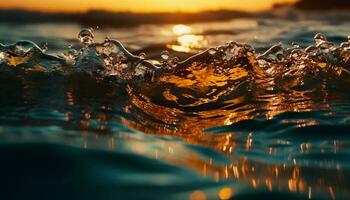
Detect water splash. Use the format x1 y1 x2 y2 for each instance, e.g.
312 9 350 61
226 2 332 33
0 30 349 84
78 28 95 47
161 50 170 61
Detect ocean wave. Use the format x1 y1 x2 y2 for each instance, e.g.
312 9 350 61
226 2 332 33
0 29 349 133
1 28 350 199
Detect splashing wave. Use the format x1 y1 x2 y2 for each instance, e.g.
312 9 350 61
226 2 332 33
0 30 349 132
1 29 350 199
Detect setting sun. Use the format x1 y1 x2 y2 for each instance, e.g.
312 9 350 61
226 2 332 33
0 0 297 12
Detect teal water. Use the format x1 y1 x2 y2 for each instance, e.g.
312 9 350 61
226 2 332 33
0 19 350 200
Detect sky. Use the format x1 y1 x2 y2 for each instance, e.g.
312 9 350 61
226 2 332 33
0 0 297 13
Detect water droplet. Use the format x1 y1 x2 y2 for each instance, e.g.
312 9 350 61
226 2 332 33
314 33 327 45
340 42 350 52
68 44 72 49
161 50 170 60
139 53 146 59
340 42 350 48
218 46 225 52
228 41 237 48
208 48 217 55
340 42 346 48
292 42 300 48
41 43 48 52
78 28 95 46
169 57 179 67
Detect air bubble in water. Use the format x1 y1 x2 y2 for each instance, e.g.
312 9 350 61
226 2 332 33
208 48 217 55
139 53 146 59
68 44 72 49
314 33 327 45
161 50 170 60
78 28 95 46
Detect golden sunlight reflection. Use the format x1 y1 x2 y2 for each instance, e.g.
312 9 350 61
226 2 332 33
173 24 192 36
168 45 191 53
178 34 204 47
60 57 349 200
74 103 346 200
168 24 207 53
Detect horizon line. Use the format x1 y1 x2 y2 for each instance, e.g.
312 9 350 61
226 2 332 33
0 6 282 14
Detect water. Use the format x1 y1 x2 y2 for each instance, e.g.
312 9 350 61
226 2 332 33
0 18 350 200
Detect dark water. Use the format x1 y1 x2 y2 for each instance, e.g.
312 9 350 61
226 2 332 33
0 19 350 200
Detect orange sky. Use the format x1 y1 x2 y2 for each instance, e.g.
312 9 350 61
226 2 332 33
0 0 296 12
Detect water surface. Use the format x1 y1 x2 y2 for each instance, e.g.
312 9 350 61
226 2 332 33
0 18 350 200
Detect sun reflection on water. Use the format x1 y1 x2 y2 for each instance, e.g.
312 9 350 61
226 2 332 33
167 24 207 53
173 24 192 36
7 77 348 200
